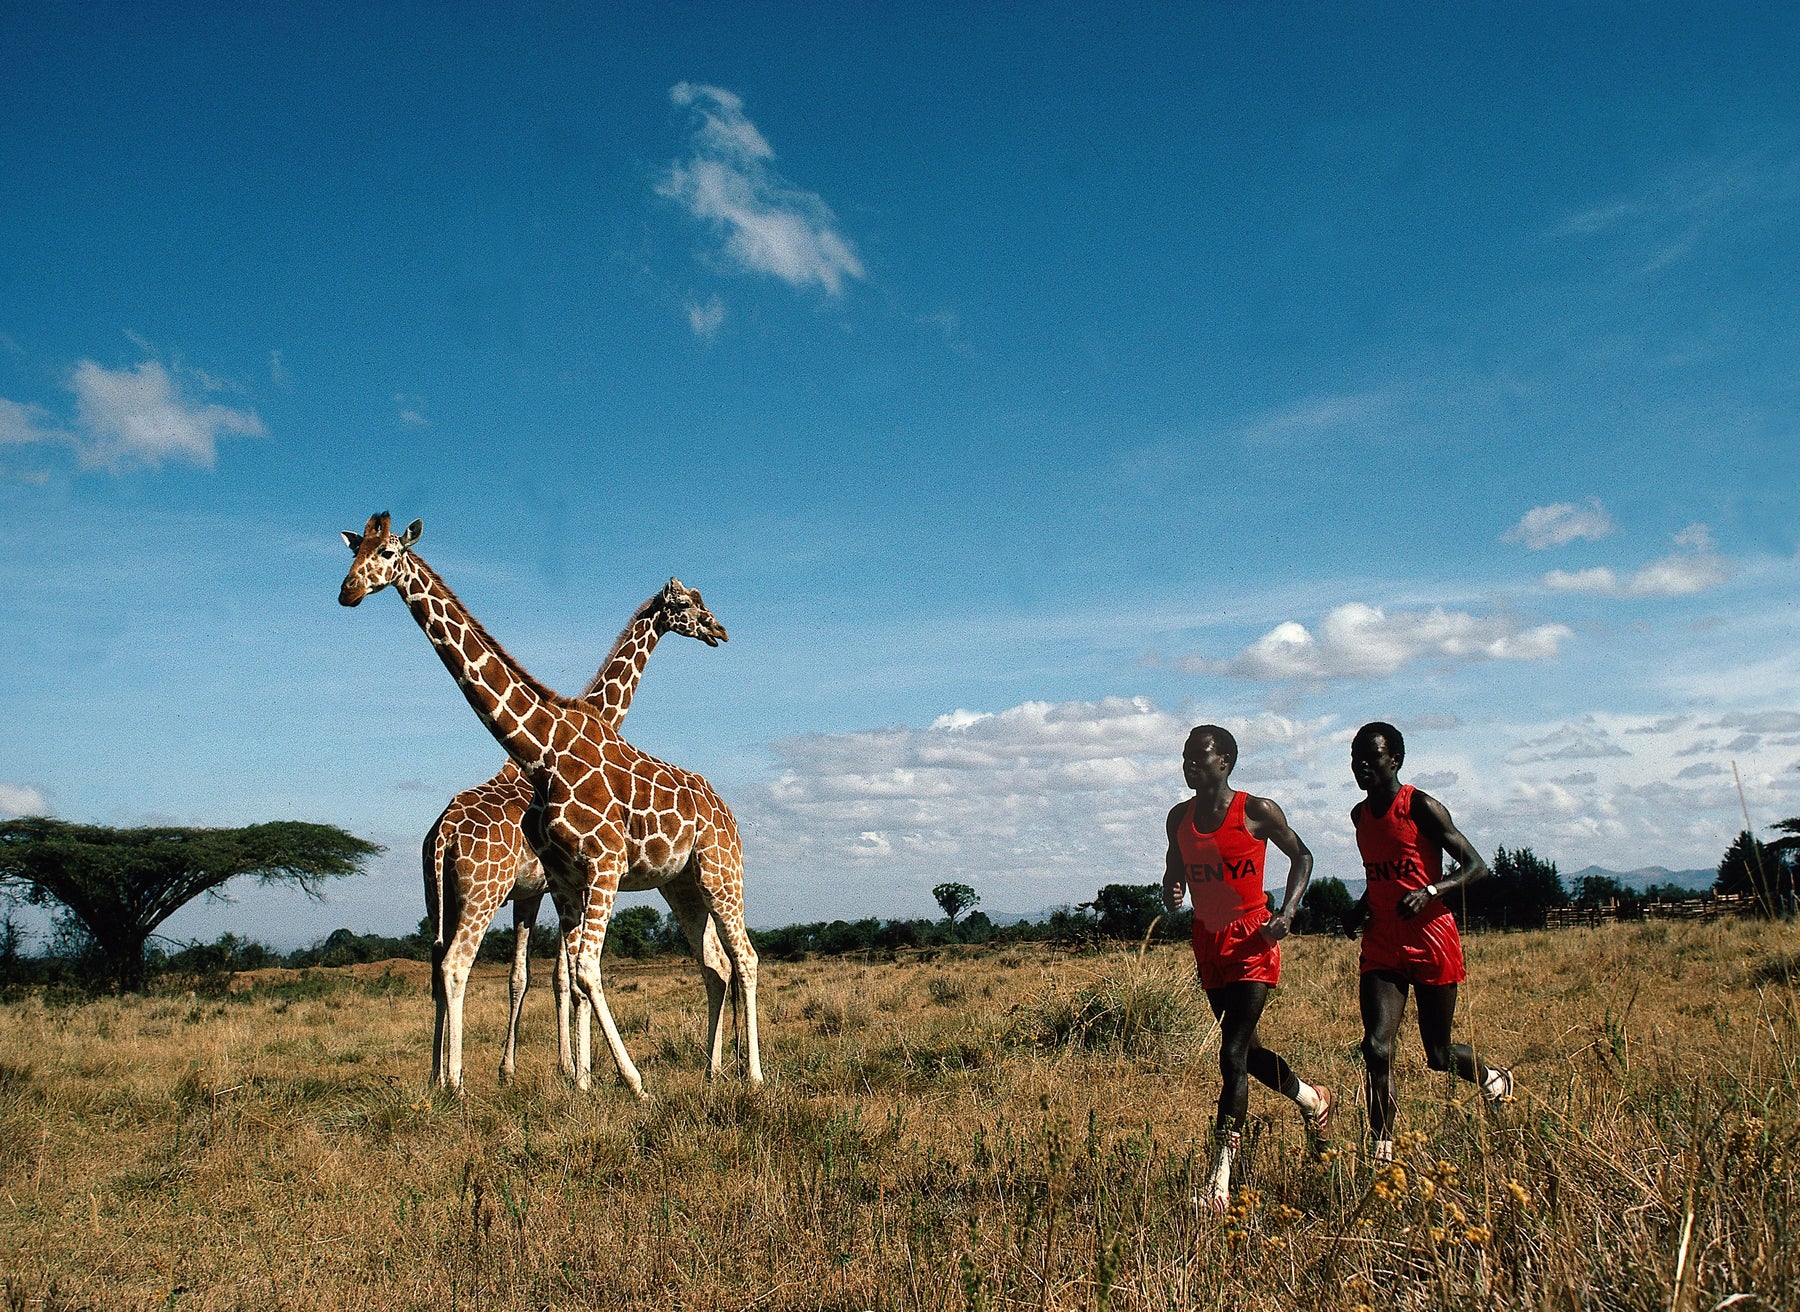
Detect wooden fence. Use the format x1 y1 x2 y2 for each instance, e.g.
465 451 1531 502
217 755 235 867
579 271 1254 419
1542 892 1752 929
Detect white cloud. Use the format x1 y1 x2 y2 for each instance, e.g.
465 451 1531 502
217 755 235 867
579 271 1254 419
1 357 264 472
68 359 263 470
395 393 427 427
0 783 49 818
1625 715 1691 736
1718 711 1800 734
1233 392 1390 447
1543 524 1732 598
1192 604 1572 683
659 82 865 295
686 295 726 340
1507 717 1630 763
0 397 59 446
740 697 1341 914
1502 499 1616 550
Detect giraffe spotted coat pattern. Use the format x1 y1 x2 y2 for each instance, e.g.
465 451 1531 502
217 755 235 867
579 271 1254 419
425 578 731 1091
340 513 761 1096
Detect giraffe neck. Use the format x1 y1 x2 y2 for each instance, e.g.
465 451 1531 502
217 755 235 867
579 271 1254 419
392 553 562 771
577 599 664 730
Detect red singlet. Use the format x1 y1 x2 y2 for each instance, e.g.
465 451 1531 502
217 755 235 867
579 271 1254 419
1177 791 1279 990
1353 784 1465 986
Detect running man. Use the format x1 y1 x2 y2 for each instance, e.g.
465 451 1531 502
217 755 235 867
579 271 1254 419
1162 724 1333 1213
1350 721 1515 1166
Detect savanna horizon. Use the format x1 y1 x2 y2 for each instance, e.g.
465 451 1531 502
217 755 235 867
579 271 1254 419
2 918 1795 1311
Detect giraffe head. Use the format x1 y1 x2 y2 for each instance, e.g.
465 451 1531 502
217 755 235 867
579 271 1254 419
338 511 423 606
655 578 728 646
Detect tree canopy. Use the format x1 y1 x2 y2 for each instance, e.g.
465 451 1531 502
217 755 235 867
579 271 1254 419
0 818 381 991
932 881 979 926
1293 876 1355 936
1716 829 1793 916
1462 846 1566 930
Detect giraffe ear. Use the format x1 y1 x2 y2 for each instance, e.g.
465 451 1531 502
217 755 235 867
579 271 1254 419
341 530 364 550
399 519 423 547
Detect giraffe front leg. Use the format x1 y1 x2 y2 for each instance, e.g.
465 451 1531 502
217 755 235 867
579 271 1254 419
550 898 586 1084
568 870 647 1100
500 893 542 1084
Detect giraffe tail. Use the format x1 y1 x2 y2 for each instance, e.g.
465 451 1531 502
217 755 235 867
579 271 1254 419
423 814 451 951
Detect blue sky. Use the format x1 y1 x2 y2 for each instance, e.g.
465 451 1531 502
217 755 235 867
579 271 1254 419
2 3 1797 947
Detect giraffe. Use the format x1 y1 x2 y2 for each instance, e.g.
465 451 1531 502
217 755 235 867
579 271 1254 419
340 513 761 1096
424 578 732 1092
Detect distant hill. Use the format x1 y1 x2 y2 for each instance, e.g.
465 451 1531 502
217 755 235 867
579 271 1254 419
1563 865 1715 894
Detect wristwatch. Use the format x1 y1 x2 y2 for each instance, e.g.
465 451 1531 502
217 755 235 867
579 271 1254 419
1424 883 1441 899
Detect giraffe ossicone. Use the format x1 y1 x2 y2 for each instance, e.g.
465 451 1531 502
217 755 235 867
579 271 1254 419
341 512 762 1097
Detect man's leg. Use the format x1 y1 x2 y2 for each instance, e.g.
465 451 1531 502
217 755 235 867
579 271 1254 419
1201 981 1269 1211
1359 971 1408 1163
1414 983 1513 1100
1245 1021 1332 1151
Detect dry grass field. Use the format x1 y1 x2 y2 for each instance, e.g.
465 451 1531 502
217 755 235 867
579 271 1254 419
1 918 1797 1311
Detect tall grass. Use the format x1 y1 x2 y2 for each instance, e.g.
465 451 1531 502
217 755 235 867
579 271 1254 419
0 922 1795 1309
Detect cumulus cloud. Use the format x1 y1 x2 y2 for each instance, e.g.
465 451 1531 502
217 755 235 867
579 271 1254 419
741 697 1340 913
2 357 264 472
1502 499 1616 550
68 359 264 469
1543 524 1731 598
659 82 865 295
1189 604 1572 683
0 783 49 818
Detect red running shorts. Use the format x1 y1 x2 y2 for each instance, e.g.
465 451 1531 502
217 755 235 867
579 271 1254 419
1193 907 1281 991
1359 908 1466 986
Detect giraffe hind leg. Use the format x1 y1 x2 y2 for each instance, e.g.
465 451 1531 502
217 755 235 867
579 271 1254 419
500 892 542 1083
695 849 762 1088
659 870 731 1080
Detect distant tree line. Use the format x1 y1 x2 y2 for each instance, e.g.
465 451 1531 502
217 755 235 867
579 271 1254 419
5 816 1796 989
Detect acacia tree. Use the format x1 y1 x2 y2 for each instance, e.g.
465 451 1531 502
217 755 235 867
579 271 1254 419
932 881 979 927
0 818 381 991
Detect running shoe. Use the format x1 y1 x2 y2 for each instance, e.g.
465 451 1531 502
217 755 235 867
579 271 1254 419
1303 1085 1334 1155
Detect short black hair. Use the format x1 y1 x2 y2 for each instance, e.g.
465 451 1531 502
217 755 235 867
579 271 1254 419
1186 724 1239 770
1352 721 1405 767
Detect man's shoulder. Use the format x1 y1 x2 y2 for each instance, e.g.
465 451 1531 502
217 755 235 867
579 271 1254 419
1240 792 1281 821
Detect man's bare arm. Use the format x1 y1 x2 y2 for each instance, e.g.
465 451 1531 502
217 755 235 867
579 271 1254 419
1162 805 1188 911
1399 791 1489 918
1245 795 1313 940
